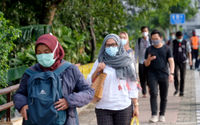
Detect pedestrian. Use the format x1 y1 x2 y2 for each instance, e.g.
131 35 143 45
190 30 200 69
173 31 192 97
14 33 94 125
119 31 133 55
119 32 137 74
87 34 139 125
135 26 151 98
166 32 176 51
144 30 174 123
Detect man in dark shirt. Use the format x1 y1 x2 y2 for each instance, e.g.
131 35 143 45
144 30 174 123
173 31 192 96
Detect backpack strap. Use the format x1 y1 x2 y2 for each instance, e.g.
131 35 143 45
54 61 72 76
138 38 142 50
25 66 39 76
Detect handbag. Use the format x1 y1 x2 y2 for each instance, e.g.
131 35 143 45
130 116 139 125
91 73 107 103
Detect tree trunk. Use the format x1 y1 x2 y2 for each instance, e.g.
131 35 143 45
89 17 96 62
39 0 63 25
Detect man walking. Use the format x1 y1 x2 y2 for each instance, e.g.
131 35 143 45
135 26 151 97
190 30 200 69
173 31 192 96
144 30 174 123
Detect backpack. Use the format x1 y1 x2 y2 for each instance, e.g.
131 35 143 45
24 61 71 125
138 37 152 50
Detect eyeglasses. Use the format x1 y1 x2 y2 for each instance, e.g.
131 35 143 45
105 43 118 47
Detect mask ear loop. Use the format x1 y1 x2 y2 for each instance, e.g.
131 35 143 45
52 41 59 60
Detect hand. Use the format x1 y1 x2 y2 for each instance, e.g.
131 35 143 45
96 62 106 73
169 74 174 83
133 106 139 117
54 98 69 111
20 105 28 120
147 54 156 62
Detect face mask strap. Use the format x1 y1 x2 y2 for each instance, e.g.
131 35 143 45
53 41 59 54
52 41 59 60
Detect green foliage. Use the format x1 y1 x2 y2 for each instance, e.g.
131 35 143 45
55 0 128 61
126 0 198 42
9 25 52 68
53 26 90 64
0 12 21 87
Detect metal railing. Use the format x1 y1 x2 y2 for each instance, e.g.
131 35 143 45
0 84 19 122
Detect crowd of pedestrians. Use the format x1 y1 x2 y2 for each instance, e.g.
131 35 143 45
13 26 200 125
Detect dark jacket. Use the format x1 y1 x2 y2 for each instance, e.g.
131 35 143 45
13 63 95 125
172 39 187 63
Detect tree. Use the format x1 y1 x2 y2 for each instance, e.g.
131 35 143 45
0 0 64 26
55 0 127 61
0 12 21 87
125 0 198 41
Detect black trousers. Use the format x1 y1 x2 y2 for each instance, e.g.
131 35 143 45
95 105 133 125
148 75 169 116
139 63 148 95
192 49 199 69
174 62 186 94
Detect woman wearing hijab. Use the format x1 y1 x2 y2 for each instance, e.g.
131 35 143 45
14 33 94 125
119 31 138 72
87 34 139 125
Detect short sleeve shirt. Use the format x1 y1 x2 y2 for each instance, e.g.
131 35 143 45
145 45 173 78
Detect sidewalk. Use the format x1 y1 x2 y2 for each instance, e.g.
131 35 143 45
78 69 200 125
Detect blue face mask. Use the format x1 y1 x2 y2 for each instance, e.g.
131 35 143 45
177 39 183 42
105 46 118 56
36 42 58 67
121 39 127 46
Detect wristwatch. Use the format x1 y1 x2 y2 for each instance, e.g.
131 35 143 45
170 73 174 76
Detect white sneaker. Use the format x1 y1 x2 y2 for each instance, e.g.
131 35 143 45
149 115 158 123
159 115 166 122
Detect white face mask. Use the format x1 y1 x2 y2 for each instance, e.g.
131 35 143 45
142 32 149 37
171 35 175 40
121 39 127 46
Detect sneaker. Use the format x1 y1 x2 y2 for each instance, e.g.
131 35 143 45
159 116 166 122
149 115 158 123
173 91 178 96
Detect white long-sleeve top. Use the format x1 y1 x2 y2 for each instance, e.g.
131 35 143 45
87 60 138 110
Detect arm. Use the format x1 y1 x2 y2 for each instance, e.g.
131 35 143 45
64 66 95 108
167 45 175 83
134 39 139 62
128 80 139 117
144 48 156 67
86 60 99 85
13 74 29 120
186 41 192 65
168 57 174 83
168 57 175 74
13 74 29 112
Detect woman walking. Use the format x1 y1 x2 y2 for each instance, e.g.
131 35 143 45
87 34 139 125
